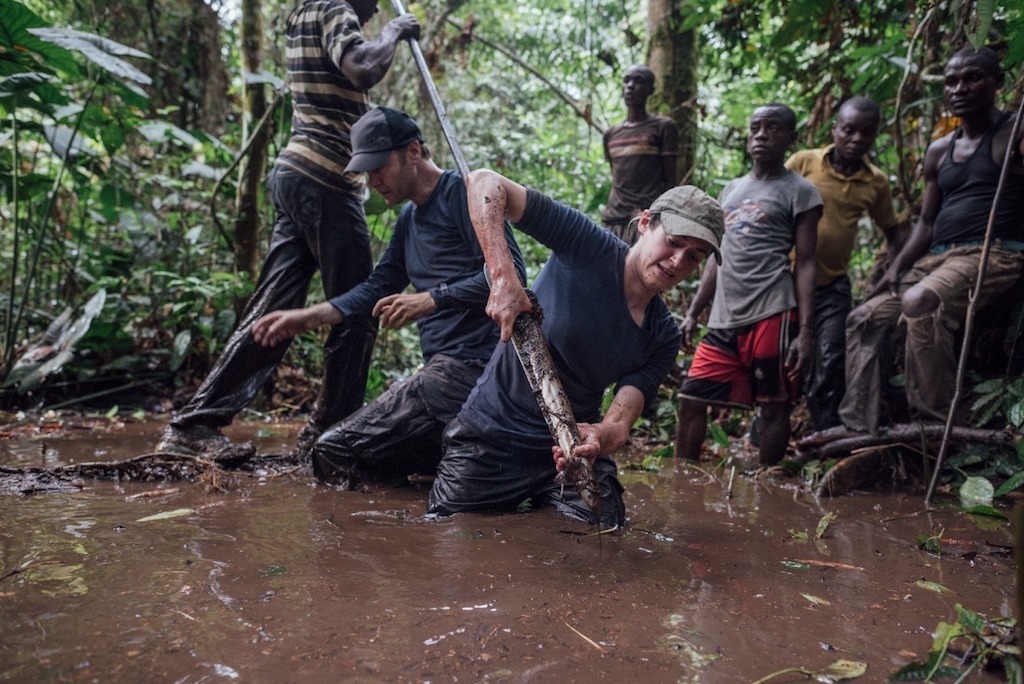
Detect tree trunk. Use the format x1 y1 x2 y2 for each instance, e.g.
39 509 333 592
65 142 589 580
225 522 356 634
646 0 698 184
234 0 270 283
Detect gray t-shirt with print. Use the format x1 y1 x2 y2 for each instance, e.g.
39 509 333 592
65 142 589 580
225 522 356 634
708 171 822 329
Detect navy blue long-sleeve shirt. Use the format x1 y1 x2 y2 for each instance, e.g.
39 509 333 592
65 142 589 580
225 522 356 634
330 171 525 362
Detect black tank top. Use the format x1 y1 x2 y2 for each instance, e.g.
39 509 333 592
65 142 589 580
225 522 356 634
933 112 1024 245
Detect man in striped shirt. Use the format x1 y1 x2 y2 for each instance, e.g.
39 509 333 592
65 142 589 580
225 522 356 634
157 0 420 460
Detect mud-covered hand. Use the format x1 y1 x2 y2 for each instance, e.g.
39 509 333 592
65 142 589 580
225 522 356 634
252 302 341 348
372 292 435 330
552 422 602 473
786 325 814 384
486 275 533 343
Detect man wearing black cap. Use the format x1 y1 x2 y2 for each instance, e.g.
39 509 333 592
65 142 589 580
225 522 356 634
252 107 525 487
157 1 420 460
427 173 722 527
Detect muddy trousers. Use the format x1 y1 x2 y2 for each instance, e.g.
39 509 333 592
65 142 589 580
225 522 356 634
170 166 377 435
427 417 626 528
805 276 851 431
312 354 486 486
840 246 1024 433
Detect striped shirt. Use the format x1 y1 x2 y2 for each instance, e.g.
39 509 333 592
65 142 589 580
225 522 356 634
277 0 370 196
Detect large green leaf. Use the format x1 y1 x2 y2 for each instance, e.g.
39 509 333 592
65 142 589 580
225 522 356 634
0 71 64 115
27 27 151 87
0 0 80 77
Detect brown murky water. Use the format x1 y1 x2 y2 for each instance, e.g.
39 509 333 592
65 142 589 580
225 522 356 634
0 419 1015 682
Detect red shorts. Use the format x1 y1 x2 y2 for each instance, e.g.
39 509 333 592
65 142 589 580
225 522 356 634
679 310 799 408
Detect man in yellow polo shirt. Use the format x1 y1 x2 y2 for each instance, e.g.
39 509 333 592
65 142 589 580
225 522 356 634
786 97 902 430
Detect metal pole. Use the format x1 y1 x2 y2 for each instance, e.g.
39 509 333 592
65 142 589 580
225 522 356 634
925 94 1024 506
388 0 469 179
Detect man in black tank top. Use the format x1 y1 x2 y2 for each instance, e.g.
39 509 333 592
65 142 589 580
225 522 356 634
840 46 1024 433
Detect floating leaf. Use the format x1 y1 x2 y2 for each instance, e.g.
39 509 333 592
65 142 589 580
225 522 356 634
914 579 953 595
817 658 867 680
781 560 810 569
801 593 831 606
136 508 194 522
962 505 1008 520
815 511 837 540
788 529 809 541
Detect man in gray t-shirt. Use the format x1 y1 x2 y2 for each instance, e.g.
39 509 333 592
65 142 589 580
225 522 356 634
676 103 822 466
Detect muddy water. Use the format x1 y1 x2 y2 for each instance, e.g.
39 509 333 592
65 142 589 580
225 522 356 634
0 419 1014 683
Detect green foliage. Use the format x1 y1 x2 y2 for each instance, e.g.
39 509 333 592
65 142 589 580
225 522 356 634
915 528 943 555
971 376 1024 431
889 604 1020 682
4 0 1024 441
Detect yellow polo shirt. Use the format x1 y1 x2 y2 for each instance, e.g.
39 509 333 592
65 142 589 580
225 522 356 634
786 145 899 287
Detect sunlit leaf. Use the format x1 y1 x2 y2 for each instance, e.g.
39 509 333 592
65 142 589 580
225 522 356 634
801 593 831 606
28 27 151 86
959 476 994 508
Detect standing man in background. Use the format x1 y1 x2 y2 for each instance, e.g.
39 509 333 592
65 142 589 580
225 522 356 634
676 103 822 467
157 0 420 459
786 96 902 430
602 64 679 245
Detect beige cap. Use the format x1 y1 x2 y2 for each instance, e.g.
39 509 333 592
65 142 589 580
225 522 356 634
649 185 724 265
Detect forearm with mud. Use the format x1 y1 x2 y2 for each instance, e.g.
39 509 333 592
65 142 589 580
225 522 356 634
467 171 518 287
594 386 644 454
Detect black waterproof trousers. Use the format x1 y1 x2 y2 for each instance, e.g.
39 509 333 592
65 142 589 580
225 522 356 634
312 354 486 486
169 165 377 435
428 417 626 528
805 275 851 431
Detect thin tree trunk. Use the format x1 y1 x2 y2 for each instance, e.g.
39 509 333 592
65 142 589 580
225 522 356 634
235 0 270 283
646 0 698 184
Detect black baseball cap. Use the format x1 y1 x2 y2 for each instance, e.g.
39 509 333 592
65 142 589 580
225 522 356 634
345 107 424 173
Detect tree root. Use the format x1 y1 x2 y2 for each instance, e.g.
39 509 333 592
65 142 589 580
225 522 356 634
0 450 310 495
795 423 1020 497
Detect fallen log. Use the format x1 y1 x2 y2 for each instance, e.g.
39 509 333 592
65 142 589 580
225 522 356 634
795 423 1020 497
796 424 1018 461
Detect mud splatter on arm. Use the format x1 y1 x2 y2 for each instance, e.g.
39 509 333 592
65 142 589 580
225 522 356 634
466 170 532 341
